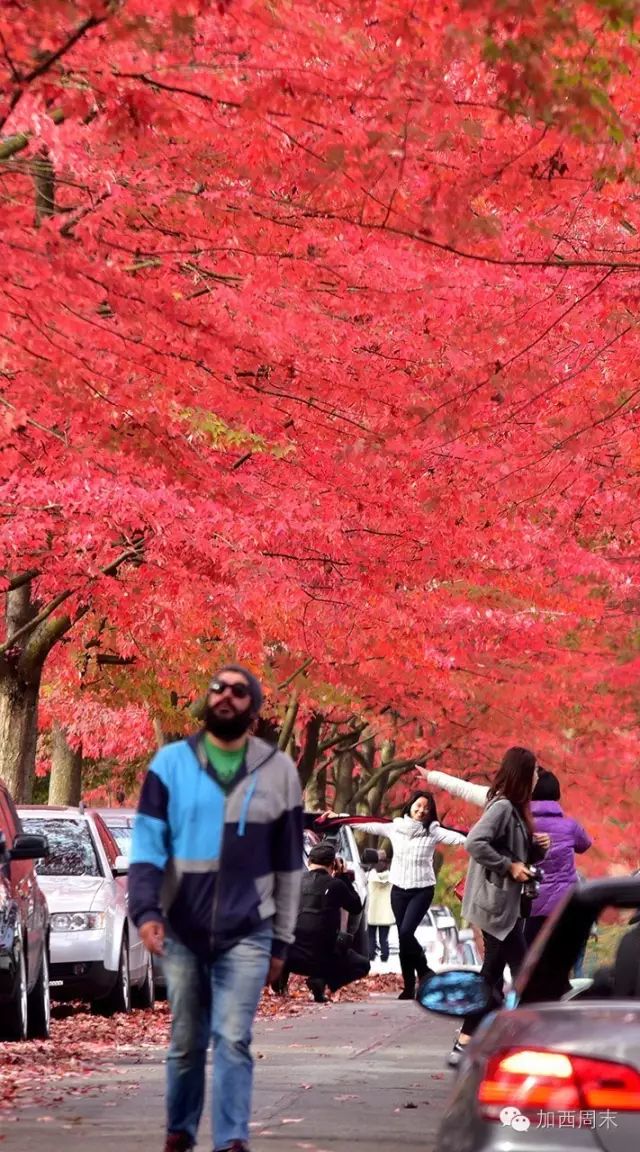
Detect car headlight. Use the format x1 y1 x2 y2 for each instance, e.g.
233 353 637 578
50 912 106 932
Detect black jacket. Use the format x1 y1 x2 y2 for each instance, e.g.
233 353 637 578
291 869 362 963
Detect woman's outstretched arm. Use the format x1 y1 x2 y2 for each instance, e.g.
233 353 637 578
421 768 488 807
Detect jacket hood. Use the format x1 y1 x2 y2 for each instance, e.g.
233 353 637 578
530 800 564 818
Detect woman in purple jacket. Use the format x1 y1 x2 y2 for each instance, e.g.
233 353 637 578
524 769 592 945
424 765 592 947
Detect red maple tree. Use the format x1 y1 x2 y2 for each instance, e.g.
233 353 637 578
1 2 638 861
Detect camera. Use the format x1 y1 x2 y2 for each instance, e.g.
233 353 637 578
335 931 353 956
522 864 544 900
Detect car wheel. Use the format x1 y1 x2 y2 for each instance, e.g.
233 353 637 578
27 944 51 1039
94 938 131 1016
132 950 155 1010
0 937 28 1041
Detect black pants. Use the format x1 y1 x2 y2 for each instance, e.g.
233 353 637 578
368 924 390 961
524 914 546 948
462 919 527 1036
391 885 435 990
283 944 370 994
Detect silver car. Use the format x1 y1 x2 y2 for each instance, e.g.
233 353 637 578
97 806 166 995
418 875 640 1151
96 807 136 861
18 806 154 1013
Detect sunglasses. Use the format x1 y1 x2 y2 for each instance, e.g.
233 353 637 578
209 679 251 700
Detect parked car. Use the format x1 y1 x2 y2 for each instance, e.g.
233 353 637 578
97 806 166 996
18 806 154 1014
96 807 135 859
418 875 640 1151
0 782 50 1041
384 903 482 974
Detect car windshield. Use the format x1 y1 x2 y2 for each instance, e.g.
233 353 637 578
103 820 133 857
21 817 101 877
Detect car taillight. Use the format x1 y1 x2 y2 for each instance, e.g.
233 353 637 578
478 1048 640 1120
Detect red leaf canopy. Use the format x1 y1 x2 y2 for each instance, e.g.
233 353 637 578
1 1 639 858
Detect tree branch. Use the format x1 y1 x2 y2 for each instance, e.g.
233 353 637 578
20 610 74 679
1 588 75 655
1 15 106 132
0 109 64 161
0 540 145 656
4 569 41 591
277 656 313 690
276 207 640 272
0 395 67 442
348 741 453 807
317 723 368 755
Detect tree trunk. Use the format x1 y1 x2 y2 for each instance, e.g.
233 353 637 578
48 724 82 806
278 693 299 752
305 764 326 811
33 147 55 227
0 579 74 802
333 749 355 812
354 727 375 815
153 716 166 748
0 664 40 801
367 737 395 813
298 713 322 789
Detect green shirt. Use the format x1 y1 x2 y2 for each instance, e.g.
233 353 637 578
204 736 245 791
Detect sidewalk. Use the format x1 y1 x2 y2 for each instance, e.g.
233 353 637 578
2 996 456 1152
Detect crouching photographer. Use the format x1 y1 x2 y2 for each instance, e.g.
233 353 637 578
274 842 370 1003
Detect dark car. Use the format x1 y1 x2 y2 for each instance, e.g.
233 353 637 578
418 875 640 1151
0 781 50 1040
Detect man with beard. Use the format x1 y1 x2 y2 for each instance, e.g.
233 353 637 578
129 666 303 1152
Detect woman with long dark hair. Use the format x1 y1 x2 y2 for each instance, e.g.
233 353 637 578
320 791 466 999
448 747 548 1066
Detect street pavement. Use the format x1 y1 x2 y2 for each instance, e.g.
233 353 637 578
2 995 456 1151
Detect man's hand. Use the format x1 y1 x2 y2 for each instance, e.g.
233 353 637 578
139 920 165 956
533 832 551 851
267 957 285 986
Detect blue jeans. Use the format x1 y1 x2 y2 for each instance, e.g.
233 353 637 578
162 925 272 1150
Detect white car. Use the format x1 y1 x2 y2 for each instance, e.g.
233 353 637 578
384 903 483 975
96 807 135 860
18 806 154 1014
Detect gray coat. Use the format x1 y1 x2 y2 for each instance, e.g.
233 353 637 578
462 797 542 941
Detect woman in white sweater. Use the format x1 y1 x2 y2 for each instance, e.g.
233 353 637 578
322 791 466 999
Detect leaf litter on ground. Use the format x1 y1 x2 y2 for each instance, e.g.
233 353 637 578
0 974 402 1116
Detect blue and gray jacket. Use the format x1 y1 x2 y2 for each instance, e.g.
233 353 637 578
128 733 304 959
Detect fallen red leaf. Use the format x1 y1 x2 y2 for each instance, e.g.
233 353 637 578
0 975 402 1115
